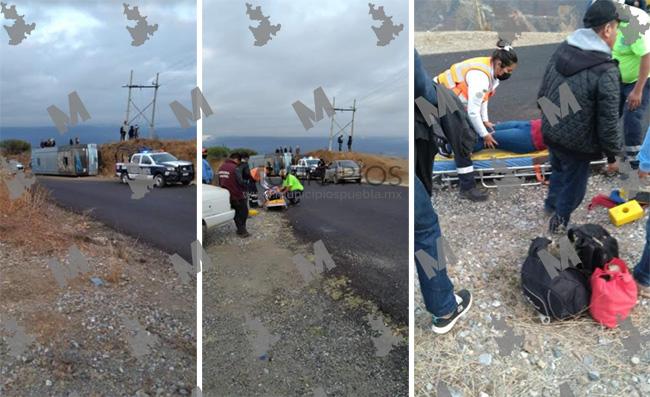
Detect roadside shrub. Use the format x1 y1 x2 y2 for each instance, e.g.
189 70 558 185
206 146 230 159
230 147 258 157
205 146 257 159
0 139 31 155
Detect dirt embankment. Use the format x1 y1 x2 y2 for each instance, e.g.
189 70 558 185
98 139 196 176
415 31 566 55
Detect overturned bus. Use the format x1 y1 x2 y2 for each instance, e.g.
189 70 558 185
31 144 99 176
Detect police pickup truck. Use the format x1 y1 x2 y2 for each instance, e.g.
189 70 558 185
116 150 194 187
291 156 321 179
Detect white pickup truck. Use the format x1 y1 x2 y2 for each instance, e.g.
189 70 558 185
116 151 194 187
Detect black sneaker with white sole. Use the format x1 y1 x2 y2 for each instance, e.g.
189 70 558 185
431 289 472 335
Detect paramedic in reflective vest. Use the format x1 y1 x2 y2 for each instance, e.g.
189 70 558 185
218 152 250 238
280 169 304 205
434 40 518 201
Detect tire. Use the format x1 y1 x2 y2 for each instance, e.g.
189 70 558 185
120 172 129 184
356 178 362 184
153 174 165 188
182 180 191 185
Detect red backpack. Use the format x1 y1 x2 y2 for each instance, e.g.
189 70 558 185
589 258 638 328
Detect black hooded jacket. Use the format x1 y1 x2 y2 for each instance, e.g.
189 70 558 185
537 37 622 160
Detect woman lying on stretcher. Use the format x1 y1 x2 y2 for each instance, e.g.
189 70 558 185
440 118 547 155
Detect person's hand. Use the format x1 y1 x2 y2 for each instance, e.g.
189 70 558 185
483 121 495 130
628 89 643 111
606 162 619 175
483 133 498 149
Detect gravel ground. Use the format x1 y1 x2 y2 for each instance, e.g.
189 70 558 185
203 210 408 396
415 31 566 55
415 171 650 397
0 201 196 396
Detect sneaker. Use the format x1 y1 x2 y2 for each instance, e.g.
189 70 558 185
548 214 567 235
431 289 473 335
459 187 488 202
237 231 251 238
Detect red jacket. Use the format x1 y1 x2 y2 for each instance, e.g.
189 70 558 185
218 159 245 201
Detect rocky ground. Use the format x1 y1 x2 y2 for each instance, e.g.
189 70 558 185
0 183 195 396
415 171 650 397
203 209 408 397
415 31 565 55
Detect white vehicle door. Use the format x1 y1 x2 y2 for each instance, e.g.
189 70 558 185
128 154 142 179
139 155 155 180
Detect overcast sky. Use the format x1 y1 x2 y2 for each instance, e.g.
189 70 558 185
202 0 408 139
0 0 196 128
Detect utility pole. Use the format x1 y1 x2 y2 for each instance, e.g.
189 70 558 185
328 97 336 151
124 70 133 124
122 70 161 140
150 73 159 140
328 98 357 152
350 99 356 142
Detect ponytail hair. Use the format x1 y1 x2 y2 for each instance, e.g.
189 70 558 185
492 39 518 67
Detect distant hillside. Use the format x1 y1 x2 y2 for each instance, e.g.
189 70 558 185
415 0 584 33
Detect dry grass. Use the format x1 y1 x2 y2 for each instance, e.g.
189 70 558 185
0 170 74 253
98 139 196 176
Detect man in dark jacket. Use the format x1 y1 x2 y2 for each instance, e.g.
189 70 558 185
538 0 625 233
218 152 250 237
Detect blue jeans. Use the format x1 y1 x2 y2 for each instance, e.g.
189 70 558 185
619 81 650 162
544 149 591 225
474 120 535 153
415 177 456 317
635 215 650 286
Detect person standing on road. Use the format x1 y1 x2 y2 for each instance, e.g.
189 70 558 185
202 148 213 184
434 39 518 202
538 0 624 233
128 125 135 140
295 145 301 162
414 49 472 334
337 135 343 151
347 135 353 151
218 152 250 237
280 169 304 205
237 153 255 194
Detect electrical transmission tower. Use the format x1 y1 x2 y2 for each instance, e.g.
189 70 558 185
327 97 357 151
123 70 160 139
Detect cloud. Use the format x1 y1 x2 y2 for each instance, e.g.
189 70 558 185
0 1 196 128
202 0 408 138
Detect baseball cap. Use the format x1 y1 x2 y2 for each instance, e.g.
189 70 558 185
584 0 629 28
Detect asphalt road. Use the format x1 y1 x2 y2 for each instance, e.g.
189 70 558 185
37 176 196 261
284 181 408 324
